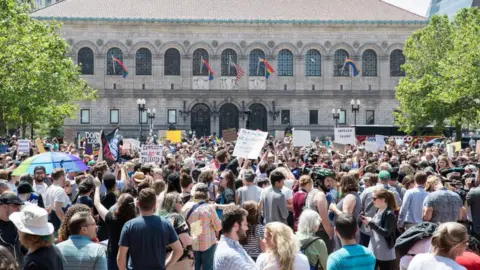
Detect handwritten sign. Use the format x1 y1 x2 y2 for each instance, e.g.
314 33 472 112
292 130 311 147
375 135 386 150
275 130 285 141
85 132 100 155
232 129 268 159
222 128 237 142
334 128 355 145
476 141 480 155
140 144 164 163
123 139 141 151
18 139 30 154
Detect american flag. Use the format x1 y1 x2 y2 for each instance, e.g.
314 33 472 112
230 62 245 83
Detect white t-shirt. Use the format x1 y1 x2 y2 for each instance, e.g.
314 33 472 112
236 185 262 204
408 253 466 270
44 184 70 209
400 238 431 269
33 182 48 201
256 252 309 270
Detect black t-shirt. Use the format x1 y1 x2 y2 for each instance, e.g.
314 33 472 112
76 196 93 208
0 220 22 265
97 192 117 241
23 246 63 270
105 211 127 257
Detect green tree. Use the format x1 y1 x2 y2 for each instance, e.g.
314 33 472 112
394 8 480 140
0 0 96 137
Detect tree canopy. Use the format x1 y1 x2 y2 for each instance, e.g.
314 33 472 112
394 8 480 139
0 0 96 137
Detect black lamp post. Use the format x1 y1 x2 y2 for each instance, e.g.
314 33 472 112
351 99 360 127
137 98 146 142
332 109 340 128
147 108 156 140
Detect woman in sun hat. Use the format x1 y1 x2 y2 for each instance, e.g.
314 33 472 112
9 204 63 270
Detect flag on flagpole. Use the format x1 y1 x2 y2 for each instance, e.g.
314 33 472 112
230 62 245 83
344 58 360 76
201 59 214 80
112 57 129 78
259 58 275 79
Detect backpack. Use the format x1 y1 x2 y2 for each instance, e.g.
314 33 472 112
300 236 323 270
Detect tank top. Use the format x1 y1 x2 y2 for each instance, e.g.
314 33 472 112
305 188 331 231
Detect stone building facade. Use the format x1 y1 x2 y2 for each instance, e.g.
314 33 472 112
32 0 427 139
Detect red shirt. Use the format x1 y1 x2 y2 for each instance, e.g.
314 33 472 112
292 189 309 231
456 251 480 270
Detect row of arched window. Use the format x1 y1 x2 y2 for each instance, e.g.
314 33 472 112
78 47 406 77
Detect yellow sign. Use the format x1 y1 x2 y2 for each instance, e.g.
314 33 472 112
453 141 461 152
36 138 45 153
166 130 182 143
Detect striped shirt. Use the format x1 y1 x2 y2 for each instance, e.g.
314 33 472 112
185 202 222 251
55 235 107 270
241 224 265 258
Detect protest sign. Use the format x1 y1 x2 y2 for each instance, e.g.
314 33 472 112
140 144 164 163
166 131 181 143
158 130 167 140
375 135 386 150
123 139 141 151
292 130 311 147
85 132 100 155
222 128 237 142
334 128 355 145
476 141 480 155
452 141 461 152
35 138 45 153
365 141 378 153
63 128 76 144
447 144 454 158
232 129 268 159
275 130 285 141
395 139 405 145
18 140 30 153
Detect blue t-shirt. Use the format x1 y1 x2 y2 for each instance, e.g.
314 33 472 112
119 215 179 270
76 196 93 208
327 244 376 270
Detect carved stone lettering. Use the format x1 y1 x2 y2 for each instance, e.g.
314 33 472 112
248 77 266 90
220 77 237 90
192 77 210 90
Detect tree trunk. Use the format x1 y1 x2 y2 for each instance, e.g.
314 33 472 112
30 124 34 140
455 122 462 142
21 123 27 139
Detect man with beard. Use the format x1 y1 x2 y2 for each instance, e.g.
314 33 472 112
213 207 255 270
32 166 49 201
0 193 25 267
304 168 335 254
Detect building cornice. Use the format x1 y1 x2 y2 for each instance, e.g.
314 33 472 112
32 16 428 26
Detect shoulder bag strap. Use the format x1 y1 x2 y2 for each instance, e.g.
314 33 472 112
186 201 207 222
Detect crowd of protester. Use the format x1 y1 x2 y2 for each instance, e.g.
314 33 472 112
0 134 480 269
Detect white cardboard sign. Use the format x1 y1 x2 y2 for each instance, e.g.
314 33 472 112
334 128 356 145
232 129 268 159
18 140 30 153
365 141 378 153
140 144 164 163
292 130 311 147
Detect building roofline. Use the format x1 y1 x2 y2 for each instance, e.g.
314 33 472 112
32 16 428 25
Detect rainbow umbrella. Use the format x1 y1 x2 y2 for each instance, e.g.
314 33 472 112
12 152 88 176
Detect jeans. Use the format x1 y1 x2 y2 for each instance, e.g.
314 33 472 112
107 254 118 270
375 259 396 270
194 244 217 270
360 232 371 247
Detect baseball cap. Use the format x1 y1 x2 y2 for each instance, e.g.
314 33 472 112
0 192 24 205
378 170 391 181
244 170 256 183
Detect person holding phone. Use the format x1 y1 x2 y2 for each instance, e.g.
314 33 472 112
360 189 398 270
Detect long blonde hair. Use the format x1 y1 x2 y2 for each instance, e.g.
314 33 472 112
265 222 299 270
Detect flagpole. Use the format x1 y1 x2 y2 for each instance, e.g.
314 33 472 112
228 55 232 76
257 57 260 76
341 57 347 76
200 56 203 75
111 56 116 75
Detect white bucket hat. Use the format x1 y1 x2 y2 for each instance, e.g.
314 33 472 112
9 204 54 236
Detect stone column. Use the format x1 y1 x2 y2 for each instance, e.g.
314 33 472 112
294 54 304 90
181 55 192 90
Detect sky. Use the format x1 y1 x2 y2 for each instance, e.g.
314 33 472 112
383 0 431 17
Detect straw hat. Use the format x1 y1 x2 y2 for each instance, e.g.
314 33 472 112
133 172 146 183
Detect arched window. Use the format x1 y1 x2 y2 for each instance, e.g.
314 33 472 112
164 48 181 76
390 49 405 76
249 49 265 76
78 47 94 75
221 49 238 76
305 49 321 76
135 48 152 76
362 49 377 77
334 49 349 77
192 48 209 76
106 47 123 76
277 49 293 76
